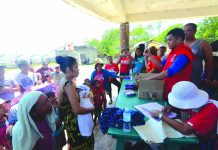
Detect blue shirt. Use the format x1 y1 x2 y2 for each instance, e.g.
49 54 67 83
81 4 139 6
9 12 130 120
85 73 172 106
132 56 146 74
162 55 189 77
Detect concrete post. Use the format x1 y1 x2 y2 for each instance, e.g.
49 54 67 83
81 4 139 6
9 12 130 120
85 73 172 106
120 22 129 50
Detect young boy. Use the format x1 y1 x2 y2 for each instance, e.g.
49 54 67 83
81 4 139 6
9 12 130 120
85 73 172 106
91 80 106 125
45 91 66 150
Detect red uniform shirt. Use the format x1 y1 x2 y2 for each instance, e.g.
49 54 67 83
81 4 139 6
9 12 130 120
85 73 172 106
146 56 161 73
105 63 119 82
94 71 105 90
187 103 218 136
91 86 106 107
119 56 133 74
162 43 193 99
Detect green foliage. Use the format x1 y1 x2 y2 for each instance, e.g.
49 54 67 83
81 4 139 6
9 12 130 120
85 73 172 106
86 26 153 56
196 17 218 43
154 24 183 43
129 25 153 48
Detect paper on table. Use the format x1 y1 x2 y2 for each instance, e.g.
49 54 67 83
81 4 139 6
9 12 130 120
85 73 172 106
134 119 196 144
134 102 177 120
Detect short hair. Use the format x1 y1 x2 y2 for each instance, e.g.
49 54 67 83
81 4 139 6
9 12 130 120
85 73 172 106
167 28 185 41
185 23 197 31
0 66 5 70
149 46 158 56
107 56 112 59
44 91 55 98
17 60 29 68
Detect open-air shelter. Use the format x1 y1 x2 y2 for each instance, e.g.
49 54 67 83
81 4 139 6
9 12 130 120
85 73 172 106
63 0 218 50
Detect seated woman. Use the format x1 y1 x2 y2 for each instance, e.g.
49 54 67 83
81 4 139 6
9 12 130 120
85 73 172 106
12 91 56 150
151 81 218 149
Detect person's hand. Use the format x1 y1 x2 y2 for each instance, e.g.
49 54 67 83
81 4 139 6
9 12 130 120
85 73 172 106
201 79 211 88
0 87 12 93
119 76 126 79
6 125 13 136
150 110 161 118
144 49 151 57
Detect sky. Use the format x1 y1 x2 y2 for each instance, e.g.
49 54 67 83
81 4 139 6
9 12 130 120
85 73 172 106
0 0 203 56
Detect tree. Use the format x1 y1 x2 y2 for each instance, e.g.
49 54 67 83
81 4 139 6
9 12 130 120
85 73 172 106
196 17 218 43
154 24 183 43
129 25 153 48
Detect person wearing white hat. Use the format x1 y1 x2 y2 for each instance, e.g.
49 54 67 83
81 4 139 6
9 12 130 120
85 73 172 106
151 81 218 144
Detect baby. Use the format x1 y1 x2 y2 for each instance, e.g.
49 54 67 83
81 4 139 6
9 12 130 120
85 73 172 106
76 85 94 136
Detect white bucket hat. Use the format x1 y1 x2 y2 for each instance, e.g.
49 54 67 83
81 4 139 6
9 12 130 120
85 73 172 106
168 81 209 109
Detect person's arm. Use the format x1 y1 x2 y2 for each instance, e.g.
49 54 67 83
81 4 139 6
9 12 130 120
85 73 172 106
116 57 121 65
145 51 162 69
115 64 119 74
201 40 213 80
150 110 195 135
148 68 161 73
145 55 189 80
64 83 94 115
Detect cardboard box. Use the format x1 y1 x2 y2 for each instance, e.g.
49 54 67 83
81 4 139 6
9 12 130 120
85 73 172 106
138 73 164 100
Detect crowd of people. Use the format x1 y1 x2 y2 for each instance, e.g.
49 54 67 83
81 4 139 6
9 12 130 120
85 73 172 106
0 22 217 150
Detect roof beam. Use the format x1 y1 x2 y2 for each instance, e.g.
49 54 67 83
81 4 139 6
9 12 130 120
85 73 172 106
110 0 126 23
125 5 218 22
64 0 109 21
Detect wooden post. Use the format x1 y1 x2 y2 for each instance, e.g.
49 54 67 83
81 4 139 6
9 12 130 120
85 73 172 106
120 22 129 50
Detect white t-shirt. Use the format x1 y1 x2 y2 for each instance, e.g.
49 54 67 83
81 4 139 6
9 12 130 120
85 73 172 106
15 72 36 91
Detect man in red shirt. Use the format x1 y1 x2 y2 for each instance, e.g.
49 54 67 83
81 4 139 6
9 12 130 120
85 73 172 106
144 28 193 100
105 56 121 104
151 81 218 149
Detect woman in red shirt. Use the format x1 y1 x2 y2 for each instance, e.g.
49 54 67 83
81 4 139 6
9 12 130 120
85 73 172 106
105 56 121 104
116 48 133 81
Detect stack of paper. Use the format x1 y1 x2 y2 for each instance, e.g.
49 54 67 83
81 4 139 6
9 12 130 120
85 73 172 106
134 119 195 144
134 102 177 121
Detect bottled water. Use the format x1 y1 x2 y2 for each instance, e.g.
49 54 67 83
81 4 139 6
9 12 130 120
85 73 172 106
123 109 131 132
129 69 133 81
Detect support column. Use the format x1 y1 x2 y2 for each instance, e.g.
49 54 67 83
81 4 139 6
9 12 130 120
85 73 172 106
120 22 129 50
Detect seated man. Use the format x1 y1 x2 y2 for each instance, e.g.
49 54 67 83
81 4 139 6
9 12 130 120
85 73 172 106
0 66 20 101
151 81 218 149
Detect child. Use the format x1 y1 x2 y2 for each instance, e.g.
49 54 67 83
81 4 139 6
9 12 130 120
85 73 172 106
45 91 66 150
91 80 106 125
0 98 11 150
76 85 94 136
